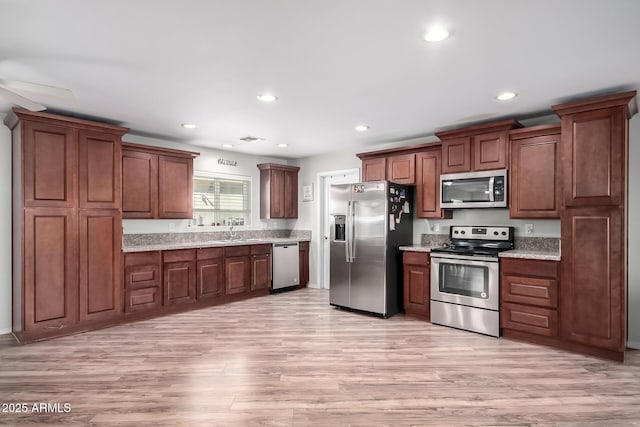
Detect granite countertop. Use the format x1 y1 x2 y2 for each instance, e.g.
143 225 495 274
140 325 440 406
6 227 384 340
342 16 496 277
498 249 561 261
399 245 433 253
123 237 310 253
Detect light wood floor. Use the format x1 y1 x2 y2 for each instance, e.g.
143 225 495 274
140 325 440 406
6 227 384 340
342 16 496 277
1 288 640 426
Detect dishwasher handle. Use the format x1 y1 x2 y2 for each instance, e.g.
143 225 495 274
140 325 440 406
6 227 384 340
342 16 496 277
273 243 299 248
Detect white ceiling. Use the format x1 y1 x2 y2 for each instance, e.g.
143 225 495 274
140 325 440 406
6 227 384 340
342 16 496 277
1 0 639 158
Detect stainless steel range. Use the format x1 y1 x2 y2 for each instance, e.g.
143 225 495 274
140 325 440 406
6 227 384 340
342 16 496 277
430 226 514 337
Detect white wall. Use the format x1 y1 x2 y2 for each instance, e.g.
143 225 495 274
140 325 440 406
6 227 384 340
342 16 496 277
122 134 295 234
627 114 640 348
0 115 12 334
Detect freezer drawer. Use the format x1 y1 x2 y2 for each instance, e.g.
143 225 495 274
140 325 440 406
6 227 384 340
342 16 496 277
272 243 300 289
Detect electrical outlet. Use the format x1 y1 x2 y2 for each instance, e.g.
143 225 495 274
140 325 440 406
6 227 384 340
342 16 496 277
525 223 534 235
168 222 176 231
433 223 440 232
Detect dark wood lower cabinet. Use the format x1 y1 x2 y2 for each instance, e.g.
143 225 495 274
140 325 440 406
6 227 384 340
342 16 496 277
251 254 271 291
163 250 196 305
402 251 430 320
299 241 309 287
124 251 162 313
225 246 251 295
196 248 225 300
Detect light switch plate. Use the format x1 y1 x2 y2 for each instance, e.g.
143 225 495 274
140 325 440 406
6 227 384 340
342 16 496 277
525 223 534 235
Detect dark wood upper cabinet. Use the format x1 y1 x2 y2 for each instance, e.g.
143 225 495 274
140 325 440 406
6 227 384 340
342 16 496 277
386 153 415 184
257 163 300 219
436 119 521 174
441 137 471 174
122 143 198 219
122 150 158 218
158 155 194 219
22 121 77 208
163 249 197 306
473 131 507 171
78 130 121 210
402 251 430 320
362 157 386 182
79 209 122 322
23 208 78 333
509 125 561 219
415 149 451 219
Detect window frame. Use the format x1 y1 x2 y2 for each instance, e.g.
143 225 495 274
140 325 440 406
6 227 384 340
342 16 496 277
193 170 252 228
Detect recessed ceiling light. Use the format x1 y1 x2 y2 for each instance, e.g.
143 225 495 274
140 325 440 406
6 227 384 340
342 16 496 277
222 144 233 148
496 92 517 101
355 124 370 132
277 143 288 148
181 123 198 129
423 27 451 43
257 94 278 103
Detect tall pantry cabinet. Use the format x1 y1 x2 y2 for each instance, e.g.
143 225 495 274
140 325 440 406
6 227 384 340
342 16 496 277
5 109 128 341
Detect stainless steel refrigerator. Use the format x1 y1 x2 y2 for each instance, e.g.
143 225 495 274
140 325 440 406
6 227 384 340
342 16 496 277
329 181 413 317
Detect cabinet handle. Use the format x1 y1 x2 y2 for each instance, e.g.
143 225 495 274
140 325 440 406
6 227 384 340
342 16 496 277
45 324 65 330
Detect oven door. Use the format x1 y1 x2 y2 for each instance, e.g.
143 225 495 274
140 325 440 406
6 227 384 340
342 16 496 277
430 255 499 310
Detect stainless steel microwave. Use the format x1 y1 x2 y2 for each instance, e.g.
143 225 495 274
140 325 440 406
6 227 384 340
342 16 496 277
440 169 507 208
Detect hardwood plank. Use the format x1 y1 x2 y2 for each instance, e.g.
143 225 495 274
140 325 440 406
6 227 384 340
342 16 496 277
0 289 639 425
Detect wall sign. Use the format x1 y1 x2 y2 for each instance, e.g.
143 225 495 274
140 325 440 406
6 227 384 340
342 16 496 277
303 183 314 202
217 158 237 167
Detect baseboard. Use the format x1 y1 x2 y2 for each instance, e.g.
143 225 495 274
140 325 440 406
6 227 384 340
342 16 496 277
307 283 321 289
0 327 12 335
627 340 640 350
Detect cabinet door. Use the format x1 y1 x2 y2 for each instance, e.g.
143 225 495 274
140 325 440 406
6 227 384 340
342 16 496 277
510 133 560 218
362 157 386 182
402 252 430 318
163 260 196 305
251 253 271 291
561 207 624 351
79 210 122 322
122 150 158 218
299 242 309 286
472 131 507 171
78 130 121 209
225 256 250 295
562 107 625 207
416 150 449 219
158 155 194 219
386 154 415 184
22 121 76 208
441 137 471 174
197 257 225 300
23 208 78 332
124 252 162 313
270 169 285 218
284 170 298 218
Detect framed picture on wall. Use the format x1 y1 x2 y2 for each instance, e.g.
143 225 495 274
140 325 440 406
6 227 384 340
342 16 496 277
303 183 313 202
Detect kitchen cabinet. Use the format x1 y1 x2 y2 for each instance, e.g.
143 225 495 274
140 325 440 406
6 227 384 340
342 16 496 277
402 251 430 320
196 247 225 300
362 157 386 182
124 251 162 313
122 142 199 219
79 210 122 322
224 245 251 295
5 109 128 341
386 153 415 184
508 125 561 219
299 241 310 286
415 149 452 219
500 258 559 338
552 90 635 360
251 245 272 291
163 249 197 305
436 119 521 174
257 163 300 219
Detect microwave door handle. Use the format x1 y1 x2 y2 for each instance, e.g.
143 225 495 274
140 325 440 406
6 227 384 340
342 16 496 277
488 177 495 202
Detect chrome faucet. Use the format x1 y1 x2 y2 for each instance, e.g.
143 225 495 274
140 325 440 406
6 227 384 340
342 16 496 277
229 224 237 240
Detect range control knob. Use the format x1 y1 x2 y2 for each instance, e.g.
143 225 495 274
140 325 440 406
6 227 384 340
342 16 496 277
502 231 507 236
461 231 466 235
494 231 499 236
454 231 459 235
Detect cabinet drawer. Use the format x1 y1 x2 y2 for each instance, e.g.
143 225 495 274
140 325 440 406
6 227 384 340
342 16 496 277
163 249 196 263
125 287 161 312
197 247 223 260
124 251 161 267
125 264 161 290
251 244 272 255
403 251 430 265
502 274 557 308
501 303 558 337
225 245 250 257
500 258 558 278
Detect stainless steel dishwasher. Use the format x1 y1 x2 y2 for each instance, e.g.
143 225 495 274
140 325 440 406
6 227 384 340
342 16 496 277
272 242 300 290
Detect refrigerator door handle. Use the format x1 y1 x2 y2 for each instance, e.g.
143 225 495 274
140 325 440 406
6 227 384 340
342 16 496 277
350 200 356 261
345 201 352 263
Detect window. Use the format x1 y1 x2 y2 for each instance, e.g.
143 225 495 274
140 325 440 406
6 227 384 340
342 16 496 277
193 172 251 226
